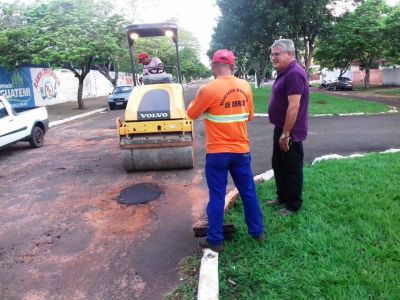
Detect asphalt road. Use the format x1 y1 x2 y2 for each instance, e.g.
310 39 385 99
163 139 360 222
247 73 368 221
0 82 399 299
188 81 400 176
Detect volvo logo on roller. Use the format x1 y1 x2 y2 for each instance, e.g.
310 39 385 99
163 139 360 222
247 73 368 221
138 111 170 120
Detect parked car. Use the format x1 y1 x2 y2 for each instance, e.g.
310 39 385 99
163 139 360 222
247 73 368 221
108 85 133 110
0 95 49 149
319 79 331 89
328 77 353 91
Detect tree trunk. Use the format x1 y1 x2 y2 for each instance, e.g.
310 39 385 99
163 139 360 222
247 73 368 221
65 57 93 109
251 59 269 89
65 67 86 110
303 38 315 76
254 68 269 88
364 68 370 89
77 78 85 109
251 61 262 88
305 44 314 75
254 72 261 89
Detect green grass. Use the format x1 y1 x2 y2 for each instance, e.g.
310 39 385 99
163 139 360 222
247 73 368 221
253 86 390 115
172 152 400 299
352 85 386 91
166 257 200 299
352 85 400 96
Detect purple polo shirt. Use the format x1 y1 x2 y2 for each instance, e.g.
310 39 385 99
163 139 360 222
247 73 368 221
268 61 309 142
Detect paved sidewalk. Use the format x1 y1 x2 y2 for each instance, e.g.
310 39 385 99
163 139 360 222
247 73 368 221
46 96 108 122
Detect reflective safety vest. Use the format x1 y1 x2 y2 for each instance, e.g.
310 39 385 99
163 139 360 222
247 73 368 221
204 112 249 123
187 75 254 153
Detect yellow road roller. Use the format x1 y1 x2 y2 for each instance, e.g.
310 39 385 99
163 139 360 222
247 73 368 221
116 23 194 171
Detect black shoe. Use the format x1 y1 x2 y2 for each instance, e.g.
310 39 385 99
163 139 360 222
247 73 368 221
278 208 296 216
199 237 224 252
266 199 283 207
253 233 266 242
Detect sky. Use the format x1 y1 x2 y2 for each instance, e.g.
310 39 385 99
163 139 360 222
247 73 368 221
127 0 399 65
116 0 221 65
0 0 222 65
1 0 399 64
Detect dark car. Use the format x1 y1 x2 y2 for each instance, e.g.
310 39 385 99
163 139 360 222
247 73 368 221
107 85 133 110
328 77 353 91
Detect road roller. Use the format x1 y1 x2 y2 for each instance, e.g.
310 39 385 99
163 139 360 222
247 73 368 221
116 23 194 171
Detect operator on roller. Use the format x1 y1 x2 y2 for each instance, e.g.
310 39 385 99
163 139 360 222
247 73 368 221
187 49 265 253
137 52 164 75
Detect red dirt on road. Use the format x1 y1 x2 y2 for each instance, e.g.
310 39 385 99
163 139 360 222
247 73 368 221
0 110 208 299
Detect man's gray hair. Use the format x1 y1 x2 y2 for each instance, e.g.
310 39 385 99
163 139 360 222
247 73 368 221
271 39 295 54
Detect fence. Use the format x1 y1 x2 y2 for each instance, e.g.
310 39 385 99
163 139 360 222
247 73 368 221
321 67 400 87
0 66 133 109
382 68 400 86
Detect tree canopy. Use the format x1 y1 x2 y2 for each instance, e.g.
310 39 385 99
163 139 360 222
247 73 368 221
0 0 126 108
383 5 400 65
210 0 343 86
314 15 355 77
0 0 209 108
314 0 394 88
210 0 399 89
210 0 278 87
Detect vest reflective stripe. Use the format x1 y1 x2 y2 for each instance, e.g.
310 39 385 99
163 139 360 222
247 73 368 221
204 112 249 123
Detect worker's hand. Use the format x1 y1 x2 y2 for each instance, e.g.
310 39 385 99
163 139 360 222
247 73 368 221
279 135 291 152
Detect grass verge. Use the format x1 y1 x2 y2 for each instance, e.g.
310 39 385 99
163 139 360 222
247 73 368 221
166 257 200 299
172 152 400 299
376 89 400 96
253 86 390 115
353 85 400 96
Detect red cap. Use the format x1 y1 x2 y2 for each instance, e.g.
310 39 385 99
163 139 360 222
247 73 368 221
137 53 149 63
212 49 235 65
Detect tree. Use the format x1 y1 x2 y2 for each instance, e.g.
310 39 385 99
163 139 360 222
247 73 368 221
0 3 31 70
0 2 26 30
211 0 363 82
349 0 389 88
211 0 277 87
0 0 126 109
277 0 335 73
177 28 211 81
315 0 389 88
383 5 400 65
280 0 366 74
93 13 128 88
314 18 355 76
30 0 127 108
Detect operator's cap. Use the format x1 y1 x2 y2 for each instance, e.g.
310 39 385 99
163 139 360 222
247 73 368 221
137 52 149 63
212 49 235 65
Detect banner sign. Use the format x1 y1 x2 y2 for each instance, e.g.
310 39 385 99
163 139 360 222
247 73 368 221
31 68 61 105
0 67 35 108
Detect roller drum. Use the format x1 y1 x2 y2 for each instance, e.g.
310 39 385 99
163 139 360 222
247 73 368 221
121 145 194 171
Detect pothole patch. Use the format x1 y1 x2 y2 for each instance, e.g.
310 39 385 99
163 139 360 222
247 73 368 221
117 183 162 205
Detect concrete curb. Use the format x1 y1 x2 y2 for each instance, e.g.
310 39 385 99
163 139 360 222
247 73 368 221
196 167 275 300
196 148 400 299
312 148 400 165
254 106 398 118
49 107 107 128
197 249 219 300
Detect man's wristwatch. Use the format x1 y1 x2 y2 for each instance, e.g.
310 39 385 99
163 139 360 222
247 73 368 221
280 133 291 140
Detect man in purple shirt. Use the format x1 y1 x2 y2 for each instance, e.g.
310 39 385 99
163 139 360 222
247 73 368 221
267 39 309 216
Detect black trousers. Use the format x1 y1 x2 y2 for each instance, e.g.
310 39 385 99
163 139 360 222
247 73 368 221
272 127 304 211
